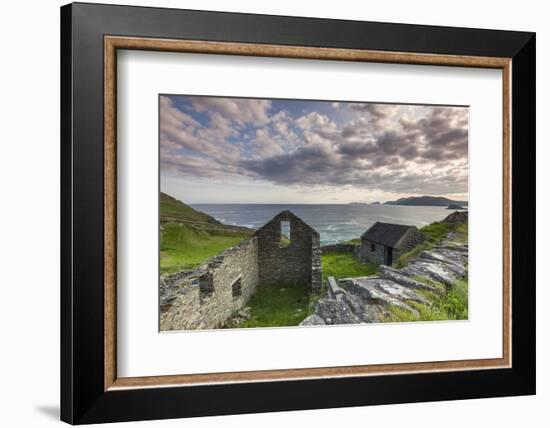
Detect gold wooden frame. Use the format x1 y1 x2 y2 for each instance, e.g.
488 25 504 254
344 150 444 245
104 36 512 391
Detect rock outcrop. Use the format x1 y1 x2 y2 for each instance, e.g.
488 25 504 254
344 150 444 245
442 211 468 223
300 232 468 326
447 203 466 210
300 314 326 326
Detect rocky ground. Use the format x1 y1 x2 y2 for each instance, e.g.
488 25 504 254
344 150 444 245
300 231 468 326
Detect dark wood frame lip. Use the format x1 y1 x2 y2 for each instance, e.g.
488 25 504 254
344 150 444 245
62 2 535 424
104 35 512 392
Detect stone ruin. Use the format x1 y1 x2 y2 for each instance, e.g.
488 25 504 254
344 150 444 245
255 210 322 294
160 237 259 331
160 210 322 330
161 209 468 331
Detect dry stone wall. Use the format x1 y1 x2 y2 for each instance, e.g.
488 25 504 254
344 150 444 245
255 211 322 293
321 243 360 255
160 237 258 331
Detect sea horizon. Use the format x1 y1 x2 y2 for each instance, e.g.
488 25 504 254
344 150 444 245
190 203 454 245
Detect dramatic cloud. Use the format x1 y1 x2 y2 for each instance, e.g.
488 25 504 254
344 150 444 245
190 97 272 126
160 95 468 199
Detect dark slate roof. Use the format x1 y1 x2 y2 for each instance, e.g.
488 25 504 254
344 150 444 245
360 222 416 248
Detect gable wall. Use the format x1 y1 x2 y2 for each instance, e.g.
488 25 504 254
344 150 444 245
256 212 322 293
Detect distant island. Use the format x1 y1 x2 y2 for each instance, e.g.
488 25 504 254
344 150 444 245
447 203 467 210
348 201 381 205
384 196 468 207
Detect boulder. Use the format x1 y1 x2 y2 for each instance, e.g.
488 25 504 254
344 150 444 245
339 277 417 313
237 306 252 320
378 265 443 294
327 276 346 299
419 251 467 276
402 261 457 286
430 247 468 265
299 314 326 326
443 211 468 223
314 298 362 325
342 293 386 323
433 244 468 255
371 279 429 304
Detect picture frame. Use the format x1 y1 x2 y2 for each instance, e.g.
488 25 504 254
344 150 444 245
60 2 535 424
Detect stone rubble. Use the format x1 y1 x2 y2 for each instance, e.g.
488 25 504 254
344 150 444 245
300 232 468 326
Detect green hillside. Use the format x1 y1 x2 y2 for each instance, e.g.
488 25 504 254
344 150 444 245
160 192 220 224
160 192 253 274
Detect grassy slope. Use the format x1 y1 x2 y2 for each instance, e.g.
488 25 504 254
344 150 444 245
385 278 468 322
161 223 250 274
160 192 220 224
388 220 469 322
160 192 251 274
395 221 468 268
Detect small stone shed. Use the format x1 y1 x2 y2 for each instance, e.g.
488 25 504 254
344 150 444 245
359 222 425 266
255 210 322 293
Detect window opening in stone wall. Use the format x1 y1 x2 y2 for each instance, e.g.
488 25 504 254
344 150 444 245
231 277 242 299
370 243 376 252
280 221 291 248
199 273 214 298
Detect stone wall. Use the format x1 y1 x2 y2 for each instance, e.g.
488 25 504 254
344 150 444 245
160 237 259 331
310 233 322 293
359 228 425 266
395 228 425 253
321 243 360 255
255 211 322 293
358 239 387 265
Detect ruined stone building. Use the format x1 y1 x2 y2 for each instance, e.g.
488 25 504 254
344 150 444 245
160 210 321 331
359 222 425 266
255 210 322 293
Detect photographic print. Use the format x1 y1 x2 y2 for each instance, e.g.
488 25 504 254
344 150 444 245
159 95 469 331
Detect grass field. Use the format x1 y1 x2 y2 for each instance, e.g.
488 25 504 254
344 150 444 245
321 251 377 280
227 283 313 328
232 251 376 329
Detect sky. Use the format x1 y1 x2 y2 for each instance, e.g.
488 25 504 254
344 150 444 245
160 95 468 204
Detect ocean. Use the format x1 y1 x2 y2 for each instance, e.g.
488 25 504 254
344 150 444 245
191 204 453 245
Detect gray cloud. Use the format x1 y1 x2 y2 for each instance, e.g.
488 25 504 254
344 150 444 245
161 97 468 196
